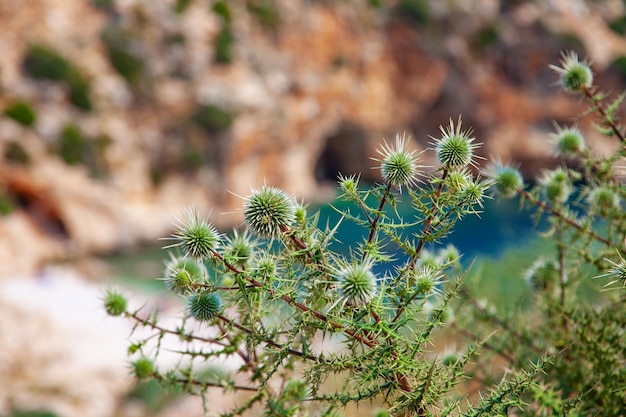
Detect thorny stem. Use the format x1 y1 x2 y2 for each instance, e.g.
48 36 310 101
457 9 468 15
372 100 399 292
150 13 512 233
557 228 567 308
127 310 229 347
450 322 516 364
216 314 321 362
362 182 393 262
518 189 612 247
392 170 449 325
152 372 259 392
582 86 626 143
409 169 449 269
211 249 378 349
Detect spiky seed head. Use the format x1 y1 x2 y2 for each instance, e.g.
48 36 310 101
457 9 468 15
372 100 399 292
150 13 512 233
413 266 444 296
540 168 571 205
188 292 222 322
169 208 220 260
104 289 127 317
549 51 593 92
131 357 155 380
587 186 620 214
439 244 461 266
243 185 296 238
253 255 278 281
433 117 479 169
335 259 378 306
525 259 559 292
596 252 626 288
338 174 359 197
163 255 205 295
223 229 256 267
375 133 421 188
550 124 585 156
484 159 523 198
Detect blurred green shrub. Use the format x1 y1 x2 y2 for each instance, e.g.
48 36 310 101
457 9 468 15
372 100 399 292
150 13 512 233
22 44 93 111
101 23 144 85
4 141 31 165
192 104 234 133
4 101 36 126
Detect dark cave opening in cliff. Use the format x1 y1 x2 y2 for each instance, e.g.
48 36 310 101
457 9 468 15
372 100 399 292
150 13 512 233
314 122 371 185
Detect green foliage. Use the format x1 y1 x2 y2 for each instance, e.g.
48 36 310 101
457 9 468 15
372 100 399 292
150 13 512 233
393 0 430 26
213 1 232 23
108 52 626 416
247 0 281 29
22 44 93 111
214 26 235 64
4 101 36 126
174 0 193 14
192 103 234 132
126 379 182 413
101 23 144 85
56 124 111 177
0 189 16 216
4 141 30 165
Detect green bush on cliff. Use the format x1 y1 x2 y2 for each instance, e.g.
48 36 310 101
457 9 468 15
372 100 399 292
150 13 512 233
107 52 626 416
22 44 93 111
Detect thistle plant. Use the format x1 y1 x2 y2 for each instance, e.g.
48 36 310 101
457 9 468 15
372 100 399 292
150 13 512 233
107 52 626 416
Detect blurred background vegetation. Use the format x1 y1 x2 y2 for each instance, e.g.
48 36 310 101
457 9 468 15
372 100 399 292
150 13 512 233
1 0 626 416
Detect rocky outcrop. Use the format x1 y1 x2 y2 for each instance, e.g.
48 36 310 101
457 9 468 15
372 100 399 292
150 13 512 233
1 0 626 275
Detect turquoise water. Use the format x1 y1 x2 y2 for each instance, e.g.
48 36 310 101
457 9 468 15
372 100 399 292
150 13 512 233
311 193 540 269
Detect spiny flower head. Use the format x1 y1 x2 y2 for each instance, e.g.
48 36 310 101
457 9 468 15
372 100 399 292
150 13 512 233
433 117 480 169
252 254 278 281
375 133 422 188
243 185 296 238
131 357 155 380
596 251 626 288
188 292 222 322
412 266 444 296
223 229 257 267
550 123 585 156
550 51 593 92
168 208 221 260
338 174 360 199
587 186 620 214
539 168 571 205
525 259 559 292
104 289 127 317
163 254 205 295
484 159 523 198
334 258 378 307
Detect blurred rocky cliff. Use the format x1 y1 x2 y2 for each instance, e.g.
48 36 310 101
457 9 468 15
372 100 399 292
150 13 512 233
2 0 626 276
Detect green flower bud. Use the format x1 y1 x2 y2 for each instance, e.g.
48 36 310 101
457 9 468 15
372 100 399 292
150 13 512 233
188 292 222 322
163 255 205 295
131 357 155 380
244 185 296 238
169 208 221 260
433 117 479 169
335 258 378 307
376 133 421 188
525 259 559 292
549 51 593 92
413 266 444 296
587 186 620 214
550 124 585 156
540 168 571 205
104 289 127 317
484 160 523 198
223 229 256 267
